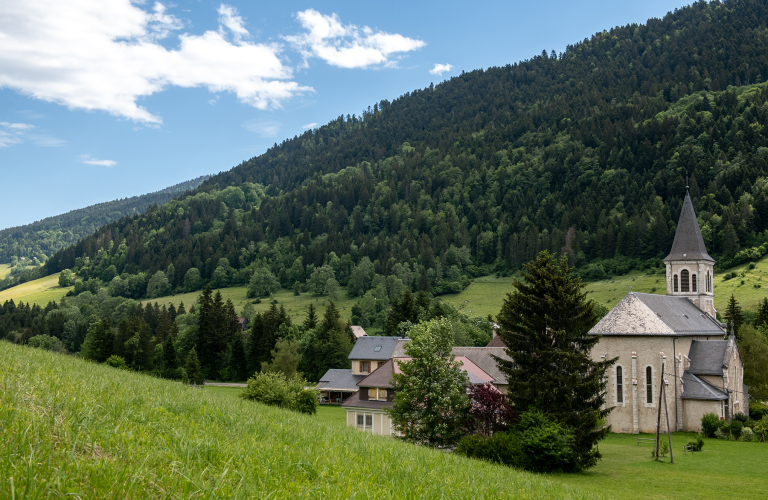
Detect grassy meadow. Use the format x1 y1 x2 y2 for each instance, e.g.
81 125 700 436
0 342 593 500
141 286 360 329
0 263 11 279
0 272 69 307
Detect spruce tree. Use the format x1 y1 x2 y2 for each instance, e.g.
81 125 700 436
185 348 204 385
246 313 271 375
756 298 768 329
302 303 318 331
496 251 613 471
196 285 214 376
228 331 249 382
724 294 745 339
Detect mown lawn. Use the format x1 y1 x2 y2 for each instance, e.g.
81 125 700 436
0 342 592 499
0 272 69 306
552 432 768 499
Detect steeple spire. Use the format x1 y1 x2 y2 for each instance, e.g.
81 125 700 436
664 191 714 263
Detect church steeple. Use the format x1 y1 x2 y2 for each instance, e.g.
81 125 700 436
664 189 716 317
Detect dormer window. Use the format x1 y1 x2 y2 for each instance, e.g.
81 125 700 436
360 361 371 373
368 388 388 401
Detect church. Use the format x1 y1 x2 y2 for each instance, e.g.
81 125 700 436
589 188 747 433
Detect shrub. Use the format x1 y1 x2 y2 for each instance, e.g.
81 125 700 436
733 412 749 423
714 427 725 439
742 427 754 442
749 402 768 421
27 334 66 353
753 416 768 442
729 420 744 440
104 355 128 369
456 410 577 473
240 371 317 415
701 412 721 437
685 434 705 452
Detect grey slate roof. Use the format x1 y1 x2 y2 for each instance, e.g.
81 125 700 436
681 371 728 401
316 369 366 391
348 336 402 361
688 340 729 375
589 292 725 336
341 391 393 410
664 191 715 263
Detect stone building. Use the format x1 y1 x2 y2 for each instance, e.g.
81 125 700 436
589 189 747 433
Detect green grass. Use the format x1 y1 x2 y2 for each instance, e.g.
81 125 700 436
0 263 11 279
142 287 361 328
552 432 768 499
0 272 70 306
0 342 592 499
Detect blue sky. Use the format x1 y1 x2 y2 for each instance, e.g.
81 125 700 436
0 0 691 230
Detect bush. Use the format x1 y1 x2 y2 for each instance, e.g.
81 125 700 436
105 355 128 369
701 412 721 438
749 402 768 421
685 434 705 452
456 410 577 473
741 427 754 442
240 371 317 415
714 427 725 439
729 420 744 440
733 412 749 423
27 334 66 353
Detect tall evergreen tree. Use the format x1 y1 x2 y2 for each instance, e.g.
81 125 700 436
246 313 271 375
196 285 214 376
496 251 613 471
724 294 745 339
302 303 318 331
756 298 768 329
228 331 249 382
185 348 204 385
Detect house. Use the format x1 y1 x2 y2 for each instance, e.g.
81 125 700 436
350 326 368 339
341 355 496 436
589 188 747 433
237 317 248 332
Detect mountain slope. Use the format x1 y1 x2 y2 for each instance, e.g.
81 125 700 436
0 175 208 264
42 0 768 313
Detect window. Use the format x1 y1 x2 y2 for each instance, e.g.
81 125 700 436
674 274 678 293
368 388 387 401
356 414 373 427
360 361 370 373
692 274 697 292
616 366 623 404
681 269 689 292
646 366 653 404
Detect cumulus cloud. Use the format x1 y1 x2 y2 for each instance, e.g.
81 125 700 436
79 154 117 167
430 63 453 76
0 1 310 124
285 9 425 69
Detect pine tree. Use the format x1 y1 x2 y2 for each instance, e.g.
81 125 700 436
756 298 768 329
228 331 249 382
196 285 214 376
496 251 613 471
246 313 271 375
177 302 186 316
81 318 114 363
724 294 745 339
302 303 318 331
185 348 204 385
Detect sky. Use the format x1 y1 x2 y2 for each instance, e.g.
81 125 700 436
0 0 693 230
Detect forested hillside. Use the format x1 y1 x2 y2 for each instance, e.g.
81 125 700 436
42 0 768 308
0 175 208 264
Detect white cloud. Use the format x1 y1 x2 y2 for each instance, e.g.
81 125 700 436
243 120 280 137
285 9 425 69
79 154 117 167
430 63 453 76
302 122 317 129
0 1 311 124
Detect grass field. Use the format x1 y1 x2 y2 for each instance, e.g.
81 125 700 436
0 272 69 306
0 343 592 500
552 432 768 499
141 287 361 328
0 263 11 279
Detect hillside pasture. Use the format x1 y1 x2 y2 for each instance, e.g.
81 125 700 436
0 342 593 499
0 263 11 279
0 272 69 306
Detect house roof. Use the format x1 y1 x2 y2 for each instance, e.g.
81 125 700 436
355 355 496 388
664 191 715 263
348 336 402 361
485 336 506 348
588 292 725 336
688 340 730 375
681 371 729 401
451 347 510 385
316 369 366 391
341 391 393 410
350 326 367 338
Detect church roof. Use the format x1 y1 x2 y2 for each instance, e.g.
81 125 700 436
688 340 730 375
588 292 725 336
681 371 729 401
664 191 714 263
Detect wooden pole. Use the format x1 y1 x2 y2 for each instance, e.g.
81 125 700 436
655 354 665 459
662 365 674 464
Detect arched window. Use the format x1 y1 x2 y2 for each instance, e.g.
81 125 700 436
616 366 624 404
674 274 678 293
692 273 697 292
681 269 689 292
646 366 653 404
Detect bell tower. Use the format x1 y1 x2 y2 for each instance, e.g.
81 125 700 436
664 182 716 317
